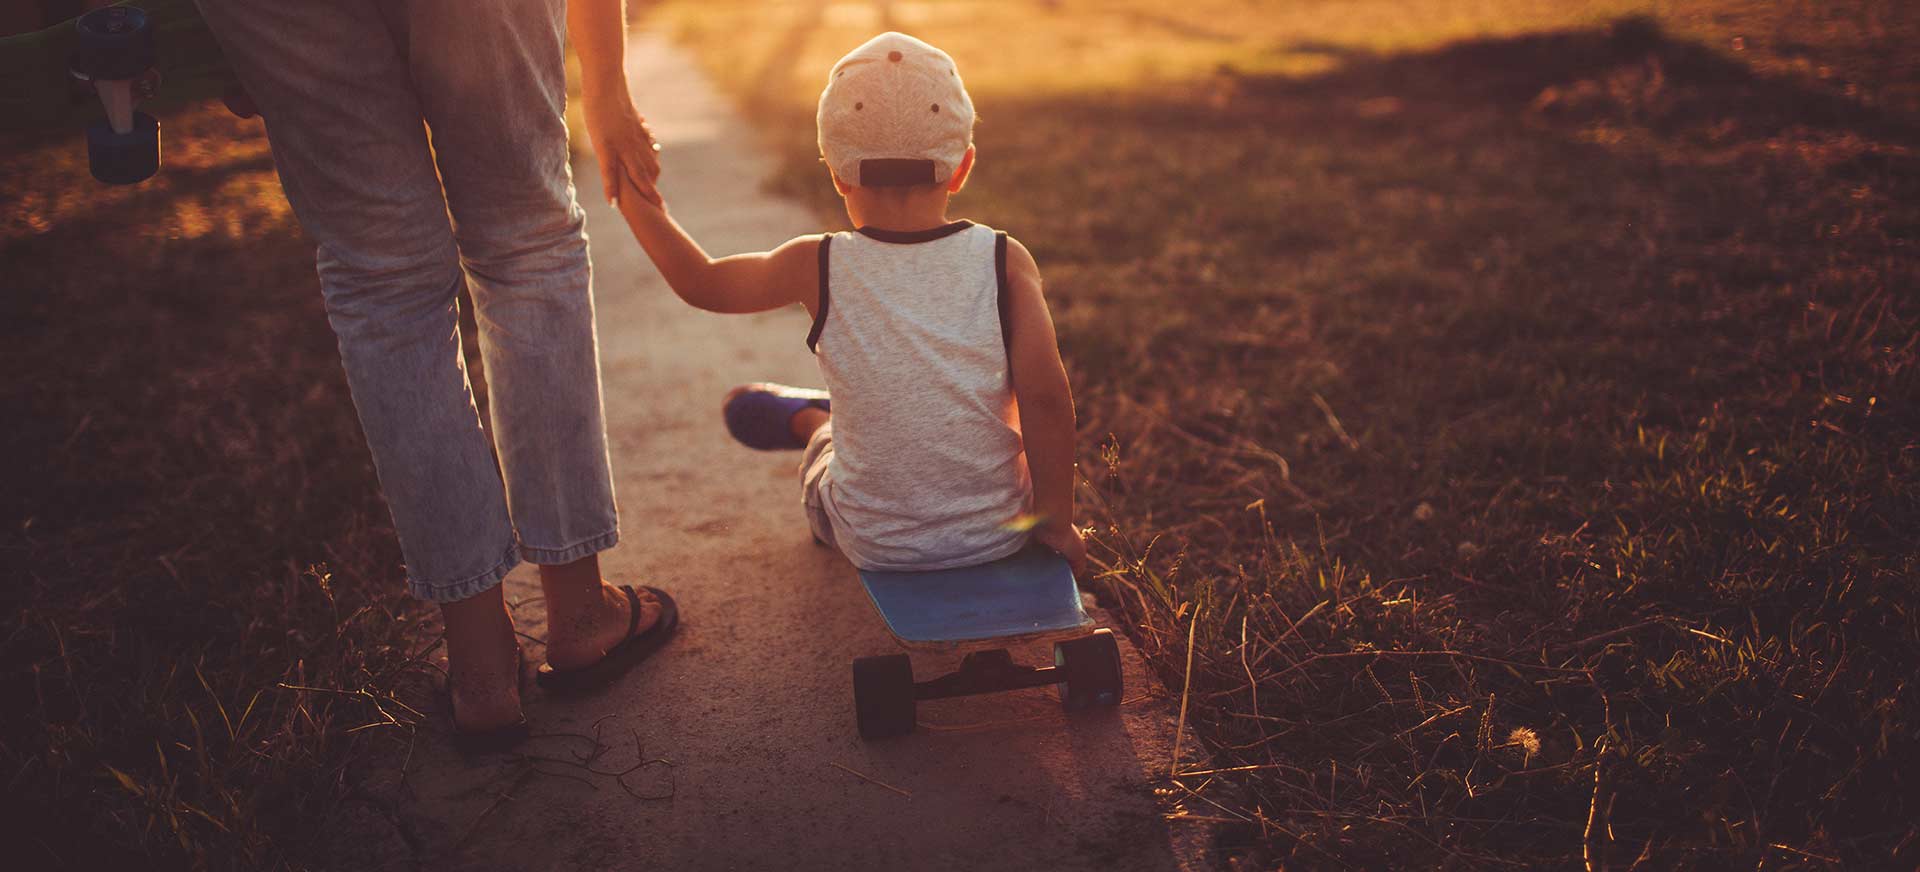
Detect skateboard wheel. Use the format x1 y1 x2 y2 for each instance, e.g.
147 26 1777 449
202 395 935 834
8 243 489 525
73 6 157 82
1054 629 1123 711
87 112 161 185
852 654 916 739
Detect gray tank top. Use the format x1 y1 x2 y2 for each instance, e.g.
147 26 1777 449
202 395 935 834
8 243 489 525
806 221 1032 571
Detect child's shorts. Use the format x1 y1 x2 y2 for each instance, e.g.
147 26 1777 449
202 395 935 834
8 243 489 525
799 422 839 550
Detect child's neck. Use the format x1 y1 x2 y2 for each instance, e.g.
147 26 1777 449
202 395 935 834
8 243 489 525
843 187 954 233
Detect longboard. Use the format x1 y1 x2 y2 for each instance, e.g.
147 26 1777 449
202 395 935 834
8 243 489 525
857 545 1092 649
849 545 1123 739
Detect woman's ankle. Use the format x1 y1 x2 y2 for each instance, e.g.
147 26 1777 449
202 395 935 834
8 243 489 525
441 585 516 661
538 555 610 616
538 555 631 667
439 586 522 724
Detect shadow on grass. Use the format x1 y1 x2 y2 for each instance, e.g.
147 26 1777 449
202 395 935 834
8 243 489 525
862 17 1918 869
1 105 435 869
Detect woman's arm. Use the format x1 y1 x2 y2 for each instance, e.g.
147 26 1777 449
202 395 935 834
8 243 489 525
616 194 820 314
1002 237 1086 574
567 0 661 206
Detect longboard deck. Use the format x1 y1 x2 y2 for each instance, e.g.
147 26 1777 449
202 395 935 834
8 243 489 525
857 546 1091 649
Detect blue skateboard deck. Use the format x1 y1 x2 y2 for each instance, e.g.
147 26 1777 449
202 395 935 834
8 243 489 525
857 546 1091 648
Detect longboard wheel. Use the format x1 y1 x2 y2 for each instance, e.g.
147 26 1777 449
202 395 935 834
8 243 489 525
1054 628 1123 711
852 654 916 739
73 6 157 81
87 112 160 185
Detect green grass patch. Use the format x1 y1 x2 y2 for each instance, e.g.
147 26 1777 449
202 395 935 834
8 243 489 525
650 0 1919 865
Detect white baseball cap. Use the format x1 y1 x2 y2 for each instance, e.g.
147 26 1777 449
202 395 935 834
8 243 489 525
817 32 975 187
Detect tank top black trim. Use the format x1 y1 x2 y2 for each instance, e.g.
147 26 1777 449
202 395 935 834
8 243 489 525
854 220 974 244
806 234 831 353
994 231 1013 352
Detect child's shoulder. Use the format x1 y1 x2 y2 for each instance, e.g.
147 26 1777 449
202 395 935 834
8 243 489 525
764 233 829 271
773 232 831 254
994 230 1041 282
758 233 831 314
954 222 1035 262
825 221 1035 259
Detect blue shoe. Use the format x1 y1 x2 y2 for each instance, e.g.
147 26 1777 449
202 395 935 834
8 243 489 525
722 383 830 450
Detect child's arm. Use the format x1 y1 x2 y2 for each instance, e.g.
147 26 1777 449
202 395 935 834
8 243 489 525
615 188 819 314
1002 237 1087 574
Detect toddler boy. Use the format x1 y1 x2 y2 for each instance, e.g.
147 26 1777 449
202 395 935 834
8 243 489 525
615 32 1085 574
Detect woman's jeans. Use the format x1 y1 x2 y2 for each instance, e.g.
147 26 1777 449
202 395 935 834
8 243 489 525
195 0 619 602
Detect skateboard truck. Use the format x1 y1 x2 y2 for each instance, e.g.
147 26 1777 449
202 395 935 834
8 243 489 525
853 630 1123 739
914 649 1063 699
70 5 161 185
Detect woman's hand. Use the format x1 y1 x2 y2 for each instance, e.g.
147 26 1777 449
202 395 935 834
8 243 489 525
582 93 662 208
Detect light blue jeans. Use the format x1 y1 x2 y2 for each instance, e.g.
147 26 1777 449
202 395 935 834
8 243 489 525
195 0 618 602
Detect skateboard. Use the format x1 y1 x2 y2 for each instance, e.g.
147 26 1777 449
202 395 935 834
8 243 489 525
1 1 234 184
850 545 1124 739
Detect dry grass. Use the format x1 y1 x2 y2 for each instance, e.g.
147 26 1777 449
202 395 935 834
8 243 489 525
653 0 1920 866
4 0 1915 867
1 105 432 869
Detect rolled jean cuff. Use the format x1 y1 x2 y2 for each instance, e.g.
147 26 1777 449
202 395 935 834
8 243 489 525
520 528 619 565
408 541 521 603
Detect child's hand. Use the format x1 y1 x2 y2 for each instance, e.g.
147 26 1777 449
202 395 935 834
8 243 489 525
618 174 664 211
1033 519 1088 577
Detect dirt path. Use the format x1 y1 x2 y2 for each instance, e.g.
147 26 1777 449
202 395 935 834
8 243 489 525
341 32 1211 871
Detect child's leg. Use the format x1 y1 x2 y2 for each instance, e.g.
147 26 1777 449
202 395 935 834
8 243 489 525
791 406 830 443
724 382 837 544
798 421 840 550
722 383 830 450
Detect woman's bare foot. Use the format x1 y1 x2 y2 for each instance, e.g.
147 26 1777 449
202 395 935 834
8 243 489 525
540 555 664 671
440 585 524 732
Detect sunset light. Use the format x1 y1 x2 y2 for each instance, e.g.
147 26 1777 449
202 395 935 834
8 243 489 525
5 1 1915 869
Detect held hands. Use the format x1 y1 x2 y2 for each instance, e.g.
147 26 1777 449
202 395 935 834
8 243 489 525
583 92 662 209
1032 519 1088 578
